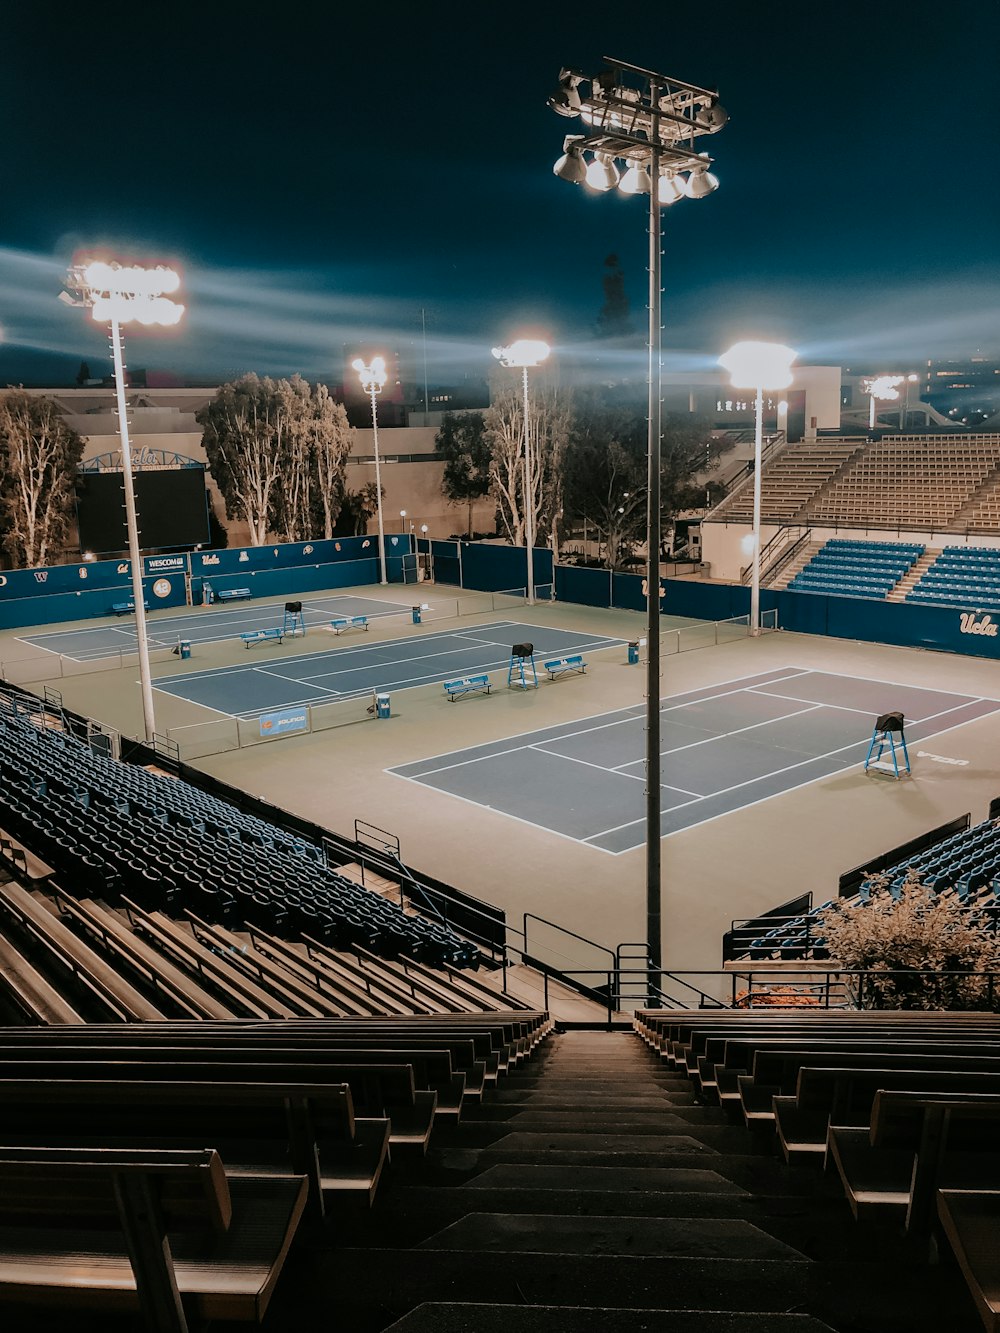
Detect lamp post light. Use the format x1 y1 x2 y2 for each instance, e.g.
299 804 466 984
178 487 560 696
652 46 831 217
865 373 918 431
62 260 184 744
491 338 551 605
352 356 388 585
719 341 797 637
400 509 407 533
550 57 726 990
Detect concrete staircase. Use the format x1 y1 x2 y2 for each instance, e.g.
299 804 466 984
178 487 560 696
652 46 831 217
265 1029 980 1332
887 549 939 602
768 540 823 590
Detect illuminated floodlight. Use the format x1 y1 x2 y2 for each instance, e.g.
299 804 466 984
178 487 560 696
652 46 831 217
553 135 588 184
492 339 551 369
719 340 797 391
585 152 620 192
683 155 721 198
619 159 651 195
353 355 387 392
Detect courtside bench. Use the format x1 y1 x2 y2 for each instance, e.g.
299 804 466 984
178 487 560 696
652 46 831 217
219 587 252 602
443 674 491 702
111 600 149 615
543 654 586 680
241 627 284 648
330 615 369 635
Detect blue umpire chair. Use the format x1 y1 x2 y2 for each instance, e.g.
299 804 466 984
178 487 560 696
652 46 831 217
864 709 910 778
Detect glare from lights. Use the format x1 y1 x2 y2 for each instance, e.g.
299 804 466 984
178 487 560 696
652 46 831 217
353 355 387 391
71 261 185 327
491 339 551 369
719 340 798 390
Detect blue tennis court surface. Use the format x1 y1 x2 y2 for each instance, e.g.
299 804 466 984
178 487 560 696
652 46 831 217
390 667 1000 854
153 621 624 717
19 595 412 661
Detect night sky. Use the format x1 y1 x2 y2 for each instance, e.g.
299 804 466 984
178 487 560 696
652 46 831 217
3 0 998 387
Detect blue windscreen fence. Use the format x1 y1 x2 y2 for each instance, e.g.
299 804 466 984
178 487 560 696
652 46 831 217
2 533 999 661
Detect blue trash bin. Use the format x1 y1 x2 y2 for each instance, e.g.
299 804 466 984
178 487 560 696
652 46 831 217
179 640 192 660
376 693 390 719
627 641 639 665
412 606 421 625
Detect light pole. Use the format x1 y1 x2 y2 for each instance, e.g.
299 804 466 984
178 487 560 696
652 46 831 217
550 57 726 987
491 338 550 605
352 356 388 585
62 260 184 743
719 341 797 636
399 509 407 534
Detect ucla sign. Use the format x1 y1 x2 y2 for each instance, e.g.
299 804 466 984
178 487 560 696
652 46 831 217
959 612 998 638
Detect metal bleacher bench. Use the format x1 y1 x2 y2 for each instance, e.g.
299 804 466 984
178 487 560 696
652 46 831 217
543 654 587 680
443 673 491 701
330 615 369 634
111 600 149 615
218 587 252 601
241 627 284 648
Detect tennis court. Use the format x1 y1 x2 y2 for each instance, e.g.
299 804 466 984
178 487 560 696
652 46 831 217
152 620 624 717
18 595 412 661
390 666 1000 853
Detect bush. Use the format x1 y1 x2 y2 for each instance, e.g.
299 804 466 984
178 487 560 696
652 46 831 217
819 872 1000 1010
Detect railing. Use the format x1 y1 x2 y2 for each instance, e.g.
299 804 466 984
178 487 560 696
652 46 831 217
705 432 787 520
740 526 813 586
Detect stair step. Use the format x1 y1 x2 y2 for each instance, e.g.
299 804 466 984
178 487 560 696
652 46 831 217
383 1305 839 1333
459 1107 729 1128
418 1212 806 1259
432 1128 762 1156
466 1164 747 1193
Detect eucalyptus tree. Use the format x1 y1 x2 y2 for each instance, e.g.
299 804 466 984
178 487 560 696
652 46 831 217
0 390 83 567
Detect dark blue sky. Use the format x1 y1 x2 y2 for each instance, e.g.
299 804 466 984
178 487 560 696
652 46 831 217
3 0 998 386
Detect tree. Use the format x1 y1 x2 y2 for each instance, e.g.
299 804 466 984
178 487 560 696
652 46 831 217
434 411 491 538
335 480 382 536
273 376 313 543
562 401 647 568
310 384 354 539
0 390 84 568
485 381 574 552
484 384 525 547
820 875 1000 1010
533 386 573 553
197 374 290 545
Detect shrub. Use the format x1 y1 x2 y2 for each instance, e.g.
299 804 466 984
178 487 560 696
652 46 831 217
819 872 1000 1010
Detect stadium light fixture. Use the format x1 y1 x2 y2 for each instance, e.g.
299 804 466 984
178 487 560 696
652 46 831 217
62 259 185 744
550 55 726 994
353 356 389 585
719 340 797 639
492 339 551 605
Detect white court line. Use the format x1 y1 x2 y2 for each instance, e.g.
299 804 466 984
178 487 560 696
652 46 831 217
535 744 702 796
386 769 618 856
610 702 823 770
393 667 812 775
583 697 1000 845
768 664 1000 706
754 688 983 728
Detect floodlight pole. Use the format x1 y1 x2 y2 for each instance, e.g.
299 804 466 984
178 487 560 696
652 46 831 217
750 383 764 637
645 94 663 991
367 382 388 585
521 364 536 605
109 316 157 742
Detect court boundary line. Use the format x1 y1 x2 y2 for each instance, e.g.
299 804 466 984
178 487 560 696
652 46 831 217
607 702 824 773
390 667 810 777
582 696 998 846
152 622 625 718
388 666 1000 855
15 594 417 661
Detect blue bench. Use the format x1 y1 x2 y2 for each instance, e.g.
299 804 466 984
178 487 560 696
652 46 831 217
218 587 252 602
443 674 491 702
240 627 284 648
544 654 587 680
111 600 149 615
330 616 369 635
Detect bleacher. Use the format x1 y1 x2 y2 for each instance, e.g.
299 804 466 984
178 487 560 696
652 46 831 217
731 811 1000 965
636 1009 1000 1332
709 434 1000 533
907 546 1000 611
787 538 924 600
0 691 477 969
